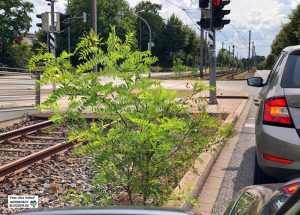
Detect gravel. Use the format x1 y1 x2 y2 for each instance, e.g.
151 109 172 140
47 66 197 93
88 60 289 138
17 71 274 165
0 118 97 214
0 119 69 165
0 151 95 214
211 105 256 215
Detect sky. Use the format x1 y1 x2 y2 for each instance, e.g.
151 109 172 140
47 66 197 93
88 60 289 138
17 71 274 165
29 0 300 57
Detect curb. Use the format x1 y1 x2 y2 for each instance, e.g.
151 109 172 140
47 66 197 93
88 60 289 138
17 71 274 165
166 98 251 209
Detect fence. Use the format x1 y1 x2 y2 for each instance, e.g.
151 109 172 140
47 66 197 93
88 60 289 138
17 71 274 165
0 67 41 114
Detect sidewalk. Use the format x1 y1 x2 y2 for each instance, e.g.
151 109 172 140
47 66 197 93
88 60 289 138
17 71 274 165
193 99 252 215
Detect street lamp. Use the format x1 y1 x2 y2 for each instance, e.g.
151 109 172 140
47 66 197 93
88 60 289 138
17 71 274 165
116 12 154 77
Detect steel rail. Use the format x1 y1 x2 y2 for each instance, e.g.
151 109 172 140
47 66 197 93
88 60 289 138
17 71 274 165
0 120 53 143
0 120 116 180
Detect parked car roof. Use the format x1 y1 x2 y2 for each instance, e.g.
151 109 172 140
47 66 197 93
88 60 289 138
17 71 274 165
283 45 300 52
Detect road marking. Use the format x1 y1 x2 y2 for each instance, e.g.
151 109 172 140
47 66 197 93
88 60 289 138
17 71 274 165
248 117 255 120
244 123 255 128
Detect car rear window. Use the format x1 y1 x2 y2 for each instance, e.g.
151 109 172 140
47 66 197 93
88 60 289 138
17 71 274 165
282 52 300 88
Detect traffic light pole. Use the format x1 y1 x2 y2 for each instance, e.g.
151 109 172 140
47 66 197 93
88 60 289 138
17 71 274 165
91 0 97 73
50 0 56 91
209 29 217 104
248 30 251 73
200 10 204 78
67 0 70 54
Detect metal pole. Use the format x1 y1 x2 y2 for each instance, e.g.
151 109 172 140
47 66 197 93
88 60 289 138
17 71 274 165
50 0 56 91
204 31 207 71
209 29 217 104
35 71 41 106
47 33 50 52
199 10 204 78
139 19 142 51
248 30 251 72
221 42 224 70
91 0 97 34
91 0 97 72
232 45 235 79
68 0 70 54
137 16 151 78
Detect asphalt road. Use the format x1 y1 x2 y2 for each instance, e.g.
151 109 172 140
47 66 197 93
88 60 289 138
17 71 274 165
212 103 257 215
210 70 269 215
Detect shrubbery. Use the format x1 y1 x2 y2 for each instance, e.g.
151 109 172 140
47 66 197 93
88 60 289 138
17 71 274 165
29 28 230 206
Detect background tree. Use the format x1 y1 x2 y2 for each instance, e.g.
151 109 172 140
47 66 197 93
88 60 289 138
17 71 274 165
56 0 136 57
182 25 199 66
265 4 300 67
0 0 33 66
217 49 243 69
7 41 33 68
134 0 165 60
159 14 188 67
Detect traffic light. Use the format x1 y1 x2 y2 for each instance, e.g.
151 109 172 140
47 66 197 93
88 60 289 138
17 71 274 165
199 0 209 8
197 19 210 29
197 0 210 29
56 13 70 32
211 0 230 29
36 13 49 31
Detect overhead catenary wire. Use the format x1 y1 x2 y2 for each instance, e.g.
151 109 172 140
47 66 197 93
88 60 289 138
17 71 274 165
163 0 201 31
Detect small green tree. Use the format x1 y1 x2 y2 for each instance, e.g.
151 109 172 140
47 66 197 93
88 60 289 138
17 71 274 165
29 28 229 206
0 0 34 66
7 41 33 68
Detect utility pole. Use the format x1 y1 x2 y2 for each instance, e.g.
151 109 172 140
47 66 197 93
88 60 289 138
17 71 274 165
248 30 251 72
229 46 231 56
139 19 142 51
91 0 97 72
221 42 224 69
199 11 204 78
252 41 256 68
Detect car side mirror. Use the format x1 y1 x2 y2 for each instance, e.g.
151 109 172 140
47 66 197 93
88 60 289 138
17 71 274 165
247 77 264 87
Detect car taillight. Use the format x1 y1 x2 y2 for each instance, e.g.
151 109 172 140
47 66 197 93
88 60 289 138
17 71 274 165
263 98 292 126
263 154 294 164
281 182 300 195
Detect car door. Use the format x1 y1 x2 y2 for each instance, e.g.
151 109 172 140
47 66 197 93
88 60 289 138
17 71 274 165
256 52 287 126
281 50 300 131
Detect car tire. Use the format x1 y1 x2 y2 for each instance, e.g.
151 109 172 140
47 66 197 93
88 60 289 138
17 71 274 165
254 154 277 185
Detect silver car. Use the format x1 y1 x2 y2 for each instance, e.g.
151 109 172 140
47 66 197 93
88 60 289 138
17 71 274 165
248 45 300 184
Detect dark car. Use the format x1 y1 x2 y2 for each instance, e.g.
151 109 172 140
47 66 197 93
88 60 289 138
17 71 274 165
247 45 300 183
224 178 300 214
14 208 198 215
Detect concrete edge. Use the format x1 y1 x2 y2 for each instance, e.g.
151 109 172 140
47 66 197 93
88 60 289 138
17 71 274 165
166 98 251 209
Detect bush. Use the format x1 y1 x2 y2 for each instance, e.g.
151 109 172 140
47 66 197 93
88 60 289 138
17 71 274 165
29 28 230 206
173 58 190 74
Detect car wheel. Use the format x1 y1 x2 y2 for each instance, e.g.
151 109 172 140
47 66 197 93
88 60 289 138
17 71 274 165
254 154 277 185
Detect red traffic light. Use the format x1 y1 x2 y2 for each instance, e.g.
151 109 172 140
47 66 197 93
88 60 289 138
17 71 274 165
213 0 222 6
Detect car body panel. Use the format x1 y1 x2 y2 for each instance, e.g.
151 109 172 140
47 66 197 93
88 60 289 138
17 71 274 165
224 185 278 215
253 47 300 179
285 89 300 129
225 178 300 215
14 208 195 215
